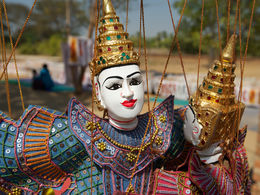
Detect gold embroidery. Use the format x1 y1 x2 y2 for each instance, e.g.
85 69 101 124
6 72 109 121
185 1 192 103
155 137 162 145
126 152 137 162
25 143 46 147
126 184 136 193
32 162 50 170
22 110 67 183
27 159 49 166
26 155 49 162
86 121 96 131
26 133 48 137
37 113 51 120
89 114 160 161
97 142 107 151
33 118 50 124
27 128 49 133
25 151 46 158
26 138 45 142
24 146 47 152
30 123 49 128
159 115 166 123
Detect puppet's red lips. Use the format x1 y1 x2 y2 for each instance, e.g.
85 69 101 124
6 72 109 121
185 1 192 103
121 99 137 108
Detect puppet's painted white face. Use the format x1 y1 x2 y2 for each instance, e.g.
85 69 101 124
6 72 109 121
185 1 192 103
183 105 202 146
97 64 144 121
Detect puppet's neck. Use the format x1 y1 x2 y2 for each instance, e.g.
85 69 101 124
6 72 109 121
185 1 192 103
108 114 138 131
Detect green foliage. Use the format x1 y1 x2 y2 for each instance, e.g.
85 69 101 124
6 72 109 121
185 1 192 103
8 0 260 56
173 0 260 56
14 0 131 55
131 1 260 57
130 31 174 49
18 42 38 54
5 3 29 34
36 34 63 56
18 34 64 56
30 0 88 39
9 0 88 56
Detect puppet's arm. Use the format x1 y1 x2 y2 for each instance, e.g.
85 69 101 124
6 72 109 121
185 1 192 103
0 106 88 193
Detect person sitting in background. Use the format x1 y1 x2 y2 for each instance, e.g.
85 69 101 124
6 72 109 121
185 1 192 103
32 69 44 90
39 63 54 90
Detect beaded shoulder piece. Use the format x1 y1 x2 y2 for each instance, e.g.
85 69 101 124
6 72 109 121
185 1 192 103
68 95 175 178
0 106 68 192
189 127 250 194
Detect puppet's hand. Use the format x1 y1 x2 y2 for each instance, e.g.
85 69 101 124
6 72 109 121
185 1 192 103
197 142 222 164
183 105 202 146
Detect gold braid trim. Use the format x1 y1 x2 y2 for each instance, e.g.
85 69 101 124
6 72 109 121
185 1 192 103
87 114 159 152
87 114 160 162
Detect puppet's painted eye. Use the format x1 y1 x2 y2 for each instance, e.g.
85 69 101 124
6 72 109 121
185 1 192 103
129 77 142 86
106 83 122 90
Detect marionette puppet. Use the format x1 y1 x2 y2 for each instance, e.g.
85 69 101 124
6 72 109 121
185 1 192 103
152 34 251 194
0 0 250 194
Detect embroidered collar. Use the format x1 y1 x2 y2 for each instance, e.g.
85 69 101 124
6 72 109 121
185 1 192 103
99 114 150 147
67 95 175 178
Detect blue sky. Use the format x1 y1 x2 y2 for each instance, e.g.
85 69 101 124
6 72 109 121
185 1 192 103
117 0 179 37
8 0 178 37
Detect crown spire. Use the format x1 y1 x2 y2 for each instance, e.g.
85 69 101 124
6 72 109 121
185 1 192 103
222 34 237 63
196 35 238 107
90 0 139 76
103 0 116 16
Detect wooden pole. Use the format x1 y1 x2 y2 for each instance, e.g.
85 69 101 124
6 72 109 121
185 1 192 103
66 0 71 38
64 0 71 85
87 0 97 39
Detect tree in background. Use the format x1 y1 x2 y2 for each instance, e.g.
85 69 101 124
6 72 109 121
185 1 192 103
4 0 259 57
173 0 260 57
5 3 29 33
241 0 260 56
32 0 88 39
0 3 29 48
14 0 89 55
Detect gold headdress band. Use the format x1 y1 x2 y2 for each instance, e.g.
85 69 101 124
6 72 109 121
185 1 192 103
89 0 140 76
190 34 245 149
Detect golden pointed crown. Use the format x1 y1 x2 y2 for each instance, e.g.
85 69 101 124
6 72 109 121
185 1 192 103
190 34 245 149
89 0 140 76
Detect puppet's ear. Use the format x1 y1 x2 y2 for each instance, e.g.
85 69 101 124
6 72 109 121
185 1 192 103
94 77 106 109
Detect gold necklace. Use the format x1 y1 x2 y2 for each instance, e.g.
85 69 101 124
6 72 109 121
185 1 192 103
86 114 160 162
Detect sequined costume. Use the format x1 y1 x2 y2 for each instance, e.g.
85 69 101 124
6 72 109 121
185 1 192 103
0 96 251 194
0 95 189 194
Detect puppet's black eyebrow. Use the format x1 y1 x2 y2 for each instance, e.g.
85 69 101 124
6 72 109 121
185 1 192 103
127 71 141 78
188 105 196 123
188 105 195 116
102 76 123 86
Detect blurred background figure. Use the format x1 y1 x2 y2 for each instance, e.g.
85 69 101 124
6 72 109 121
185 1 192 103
39 64 54 91
32 69 44 90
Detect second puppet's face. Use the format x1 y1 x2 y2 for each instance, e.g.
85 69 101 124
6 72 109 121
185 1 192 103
96 64 144 120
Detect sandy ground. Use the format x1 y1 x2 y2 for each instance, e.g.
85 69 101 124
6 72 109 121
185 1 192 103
0 53 259 170
140 50 260 78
